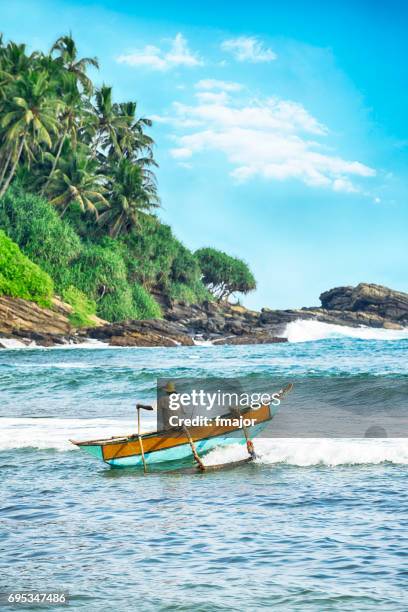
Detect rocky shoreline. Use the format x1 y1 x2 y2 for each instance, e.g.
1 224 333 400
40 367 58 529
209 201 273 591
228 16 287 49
1 283 407 348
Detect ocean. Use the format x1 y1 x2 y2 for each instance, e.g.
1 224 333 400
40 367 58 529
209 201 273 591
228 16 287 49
0 321 407 611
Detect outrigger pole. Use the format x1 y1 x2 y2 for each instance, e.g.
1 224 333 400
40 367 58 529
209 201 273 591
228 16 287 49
235 383 294 460
136 404 154 473
183 425 206 471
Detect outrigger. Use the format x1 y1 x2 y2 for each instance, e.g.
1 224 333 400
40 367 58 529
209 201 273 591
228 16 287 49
71 384 293 473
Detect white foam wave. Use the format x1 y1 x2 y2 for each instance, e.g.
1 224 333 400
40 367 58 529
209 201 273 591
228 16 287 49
193 336 214 347
2 419 407 466
0 417 153 452
0 337 110 350
204 438 408 466
0 338 31 349
284 319 408 343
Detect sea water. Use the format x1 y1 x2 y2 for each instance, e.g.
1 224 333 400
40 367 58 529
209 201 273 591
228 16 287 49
0 321 407 610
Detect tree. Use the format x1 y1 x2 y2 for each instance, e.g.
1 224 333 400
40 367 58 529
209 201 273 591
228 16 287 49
91 85 125 157
41 74 85 191
195 247 256 301
109 101 155 162
45 145 108 217
0 71 60 197
97 158 159 238
50 34 99 94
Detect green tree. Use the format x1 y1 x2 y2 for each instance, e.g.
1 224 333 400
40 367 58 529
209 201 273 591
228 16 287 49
91 85 124 157
195 247 256 301
98 158 159 238
50 34 99 94
45 145 108 217
42 74 85 190
0 71 60 197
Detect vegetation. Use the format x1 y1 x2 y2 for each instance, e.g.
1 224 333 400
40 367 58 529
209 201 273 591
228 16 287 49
0 230 53 307
195 248 256 301
62 285 97 327
0 33 256 325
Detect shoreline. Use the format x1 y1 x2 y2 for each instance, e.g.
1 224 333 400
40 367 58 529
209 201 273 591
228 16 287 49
1 282 408 348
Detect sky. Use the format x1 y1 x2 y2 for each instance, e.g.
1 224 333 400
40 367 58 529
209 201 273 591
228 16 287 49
1 0 407 309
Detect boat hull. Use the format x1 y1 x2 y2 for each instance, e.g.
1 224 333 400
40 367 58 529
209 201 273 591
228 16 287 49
107 421 268 467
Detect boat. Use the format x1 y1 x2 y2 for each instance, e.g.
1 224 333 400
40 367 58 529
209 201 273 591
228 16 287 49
71 384 292 473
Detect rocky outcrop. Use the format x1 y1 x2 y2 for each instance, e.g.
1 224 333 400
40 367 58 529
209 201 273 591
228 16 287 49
319 283 408 326
161 300 288 343
0 295 106 347
1 282 407 347
0 296 74 346
87 319 194 347
159 283 408 341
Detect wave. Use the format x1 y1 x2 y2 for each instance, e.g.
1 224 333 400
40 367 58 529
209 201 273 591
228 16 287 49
0 338 109 350
283 319 408 343
1 418 407 465
204 438 408 467
0 417 150 452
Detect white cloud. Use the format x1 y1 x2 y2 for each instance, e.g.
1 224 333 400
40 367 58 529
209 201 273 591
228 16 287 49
195 79 243 92
117 33 202 70
221 36 277 63
172 97 327 136
195 91 230 104
166 93 375 192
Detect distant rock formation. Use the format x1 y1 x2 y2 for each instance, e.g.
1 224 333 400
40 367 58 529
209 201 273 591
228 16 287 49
319 283 408 325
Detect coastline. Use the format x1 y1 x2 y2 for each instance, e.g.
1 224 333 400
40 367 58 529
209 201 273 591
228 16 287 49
1 282 407 348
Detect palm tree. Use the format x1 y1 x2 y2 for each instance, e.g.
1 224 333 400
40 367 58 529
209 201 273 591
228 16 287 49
42 74 85 190
0 71 60 197
109 101 155 161
45 145 108 217
91 85 127 158
50 34 98 94
98 158 159 238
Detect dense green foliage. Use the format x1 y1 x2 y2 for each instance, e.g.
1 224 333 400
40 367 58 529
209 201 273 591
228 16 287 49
132 284 162 319
0 184 81 285
195 247 256 301
0 33 256 323
0 230 53 307
62 285 97 327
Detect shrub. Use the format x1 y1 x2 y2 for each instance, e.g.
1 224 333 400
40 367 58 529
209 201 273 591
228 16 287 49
0 184 81 288
132 284 162 319
62 285 97 328
167 281 212 304
0 230 53 307
69 244 138 322
121 218 180 289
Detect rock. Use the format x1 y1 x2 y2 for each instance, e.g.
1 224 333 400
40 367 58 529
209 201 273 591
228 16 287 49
320 286 354 310
87 319 194 347
319 283 408 325
0 295 72 337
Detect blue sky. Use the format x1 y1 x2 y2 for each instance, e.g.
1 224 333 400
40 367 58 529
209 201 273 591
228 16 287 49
1 0 407 308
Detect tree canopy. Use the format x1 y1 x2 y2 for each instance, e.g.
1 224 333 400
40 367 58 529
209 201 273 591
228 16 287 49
195 247 256 301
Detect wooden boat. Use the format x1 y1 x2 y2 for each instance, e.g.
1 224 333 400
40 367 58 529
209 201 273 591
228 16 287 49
71 384 293 472
71 403 272 471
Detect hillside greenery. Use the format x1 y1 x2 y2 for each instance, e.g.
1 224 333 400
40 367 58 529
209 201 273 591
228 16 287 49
0 33 256 325
0 230 53 307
